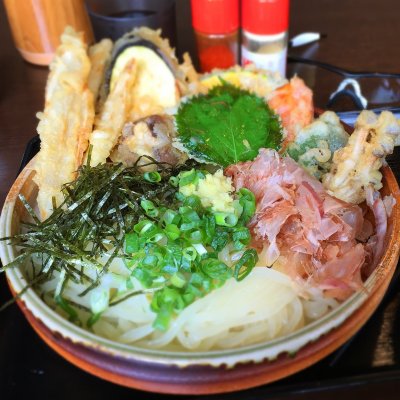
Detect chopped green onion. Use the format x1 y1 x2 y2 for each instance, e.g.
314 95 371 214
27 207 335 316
134 219 155 235
203 215 216 243
126 277 134 290
123 257 136 269
87 312 102 328
201 258 232 280
54 269 67 298
143 171 161 183
169 176 179 187
182 246 197 260
189 272 202 286
140 199 159 217
238 187 255 202
185 283 203 298
55 295 79 323
238 188 256 224
211 230 229 251
162 209 180 225
232 199 244 217
178 169 200 187
234 249 258 281
180 221 201 231
164 224 180 241
175 192 186 201
152 304 173 331
147 232 165 243
125 232 139 253
192 243 207 256
214 212 238 227
232 227 251 250
142 254 159 269
179 207 200 221
183 195 202 210
132 267 154 288
183 292 195 304
170 273 186 288
184 229 203 244
90 288 110 314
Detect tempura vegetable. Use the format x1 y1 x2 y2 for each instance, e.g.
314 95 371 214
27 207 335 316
323 110 400 204
88 59 137 166
34 27 94 220
107 29 180 121
110 115 186 168
286 111 349 179
199 64 287 98
88 38 113 109
129 27 198 97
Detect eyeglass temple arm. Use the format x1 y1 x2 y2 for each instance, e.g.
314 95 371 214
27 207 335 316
287 56 400 79
336 107 400 126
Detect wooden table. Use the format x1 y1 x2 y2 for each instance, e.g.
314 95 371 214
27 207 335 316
1 1 400 399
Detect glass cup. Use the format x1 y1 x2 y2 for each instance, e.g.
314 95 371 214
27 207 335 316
85 0 176 45
4 0 94 66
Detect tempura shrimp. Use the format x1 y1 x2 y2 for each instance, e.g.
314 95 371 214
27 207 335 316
268 76 314 149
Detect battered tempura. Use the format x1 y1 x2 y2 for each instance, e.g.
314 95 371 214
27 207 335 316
88 38 113 109
34 27 94 220
88 59 137 166
323 110 400 204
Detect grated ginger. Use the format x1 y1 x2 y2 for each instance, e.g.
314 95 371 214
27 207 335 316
180 170 235 213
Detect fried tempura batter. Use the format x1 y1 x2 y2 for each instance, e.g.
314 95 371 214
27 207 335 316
110 115 187 169
323 110 400 204
132 27 198 96
88 38 113 108
88 59 137 166
34 27 94 220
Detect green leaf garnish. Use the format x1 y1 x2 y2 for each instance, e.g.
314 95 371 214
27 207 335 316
176 82 282 167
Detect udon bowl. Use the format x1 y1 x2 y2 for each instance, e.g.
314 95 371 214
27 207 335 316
1 156 399 395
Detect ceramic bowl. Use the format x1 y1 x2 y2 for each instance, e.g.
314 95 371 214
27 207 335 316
1 156 399 395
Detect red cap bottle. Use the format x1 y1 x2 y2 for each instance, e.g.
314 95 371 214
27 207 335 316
241 0 290 76
191 0 239 34
242 0 289 35
191 0 240 72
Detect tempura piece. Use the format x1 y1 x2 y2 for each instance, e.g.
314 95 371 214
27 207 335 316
198 64 287 98
267 76 314 149
88 59 137 166
286 111 349 179
323 110 400 204
34 27 94 220
110 115 187 169
109 29 180 121
88 38 113 108
131 27 198 96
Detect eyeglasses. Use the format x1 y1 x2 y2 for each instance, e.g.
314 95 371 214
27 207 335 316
287 56 400 111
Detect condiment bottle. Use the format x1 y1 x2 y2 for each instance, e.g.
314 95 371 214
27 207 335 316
191 0 239 73
241 0 289 76
4 0 93 66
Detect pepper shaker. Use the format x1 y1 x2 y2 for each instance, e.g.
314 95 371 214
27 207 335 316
242 0 289 76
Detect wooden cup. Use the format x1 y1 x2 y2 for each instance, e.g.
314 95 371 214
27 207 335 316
4 0 94 65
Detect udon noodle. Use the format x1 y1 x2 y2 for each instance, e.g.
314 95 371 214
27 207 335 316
38 259 337 351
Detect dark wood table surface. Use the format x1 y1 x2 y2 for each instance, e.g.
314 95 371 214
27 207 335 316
1 1 400 399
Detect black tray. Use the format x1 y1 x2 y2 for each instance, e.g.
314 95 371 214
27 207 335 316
1 136 400 399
